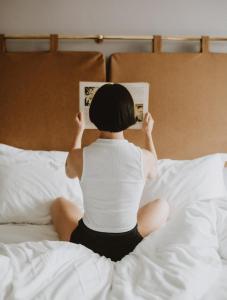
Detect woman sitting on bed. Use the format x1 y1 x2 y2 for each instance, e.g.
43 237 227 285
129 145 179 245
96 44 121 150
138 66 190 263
51 84 169 262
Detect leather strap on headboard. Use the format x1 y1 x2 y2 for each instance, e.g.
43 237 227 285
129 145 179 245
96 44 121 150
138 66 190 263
0 34 6 53
50 34 59 52
153 35 162 53
201 36 209 53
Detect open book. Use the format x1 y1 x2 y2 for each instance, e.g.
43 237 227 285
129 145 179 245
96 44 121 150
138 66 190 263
79 81 149 129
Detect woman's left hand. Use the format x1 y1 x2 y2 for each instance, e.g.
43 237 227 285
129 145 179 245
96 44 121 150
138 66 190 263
75 112 85 134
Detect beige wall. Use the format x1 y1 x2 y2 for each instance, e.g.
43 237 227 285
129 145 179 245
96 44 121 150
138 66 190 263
1 0 227 55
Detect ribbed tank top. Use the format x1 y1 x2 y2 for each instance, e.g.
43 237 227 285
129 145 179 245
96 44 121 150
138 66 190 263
80 138 145 233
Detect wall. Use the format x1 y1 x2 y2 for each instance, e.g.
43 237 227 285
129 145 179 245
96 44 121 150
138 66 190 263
1 0 227 56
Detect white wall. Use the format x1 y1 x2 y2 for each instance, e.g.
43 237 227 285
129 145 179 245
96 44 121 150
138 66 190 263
1 0 227 55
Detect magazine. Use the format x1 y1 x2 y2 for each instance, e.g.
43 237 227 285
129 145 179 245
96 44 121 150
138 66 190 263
79 81 149 129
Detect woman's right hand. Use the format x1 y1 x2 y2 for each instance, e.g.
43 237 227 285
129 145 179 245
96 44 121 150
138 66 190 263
75 112 85 134
142 112 154 135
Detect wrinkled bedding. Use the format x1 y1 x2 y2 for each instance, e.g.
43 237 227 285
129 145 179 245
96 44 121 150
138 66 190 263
0 145 226 299
0 196 226 300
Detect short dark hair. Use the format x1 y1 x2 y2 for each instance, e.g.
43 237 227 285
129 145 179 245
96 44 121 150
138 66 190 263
89 83 136 132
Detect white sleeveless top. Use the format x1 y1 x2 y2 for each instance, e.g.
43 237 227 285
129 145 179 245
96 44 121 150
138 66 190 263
80 138 145 233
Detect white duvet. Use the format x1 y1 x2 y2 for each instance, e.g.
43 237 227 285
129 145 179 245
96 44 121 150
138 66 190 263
1 146 227 300
0 196 227 300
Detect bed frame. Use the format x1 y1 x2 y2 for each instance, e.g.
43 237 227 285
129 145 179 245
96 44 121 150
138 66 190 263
1 34 227 160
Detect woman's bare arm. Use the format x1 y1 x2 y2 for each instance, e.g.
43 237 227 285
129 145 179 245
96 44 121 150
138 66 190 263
142 112 157 160
142 112 158 179
65 112 84 178
144 133 157 160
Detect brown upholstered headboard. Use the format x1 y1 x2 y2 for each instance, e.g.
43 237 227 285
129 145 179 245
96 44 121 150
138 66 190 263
0 50 105 150
2 35 227 158
110 37 227 159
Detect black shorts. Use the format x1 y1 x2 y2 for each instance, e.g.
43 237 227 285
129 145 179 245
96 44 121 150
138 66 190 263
70 219 143 262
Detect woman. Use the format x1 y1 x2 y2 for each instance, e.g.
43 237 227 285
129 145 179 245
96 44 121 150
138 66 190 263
51 84 169 262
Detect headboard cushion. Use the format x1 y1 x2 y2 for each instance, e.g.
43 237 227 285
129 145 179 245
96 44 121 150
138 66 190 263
110 52 227 159
0 51 105 150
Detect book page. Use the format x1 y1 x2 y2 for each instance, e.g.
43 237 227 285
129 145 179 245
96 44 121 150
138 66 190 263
79 81 149 129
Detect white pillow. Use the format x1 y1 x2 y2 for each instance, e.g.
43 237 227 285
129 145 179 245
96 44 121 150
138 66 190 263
140 154 227 214
0 144 83 224
0 143 67 164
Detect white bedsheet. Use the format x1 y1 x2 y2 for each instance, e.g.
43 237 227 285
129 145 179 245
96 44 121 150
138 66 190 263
0 196 227 300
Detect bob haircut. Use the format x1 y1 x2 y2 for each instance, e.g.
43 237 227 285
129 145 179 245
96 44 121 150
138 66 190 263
89 84 136 132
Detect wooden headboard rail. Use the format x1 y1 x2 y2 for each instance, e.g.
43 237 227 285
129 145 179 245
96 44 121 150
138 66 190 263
2 33 227 42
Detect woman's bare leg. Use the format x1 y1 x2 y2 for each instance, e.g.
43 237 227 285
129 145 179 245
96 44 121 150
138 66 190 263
137 199 170 237
50 197 83 241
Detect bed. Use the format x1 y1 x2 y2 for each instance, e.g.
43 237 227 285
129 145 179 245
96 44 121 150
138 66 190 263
0 35 227 300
